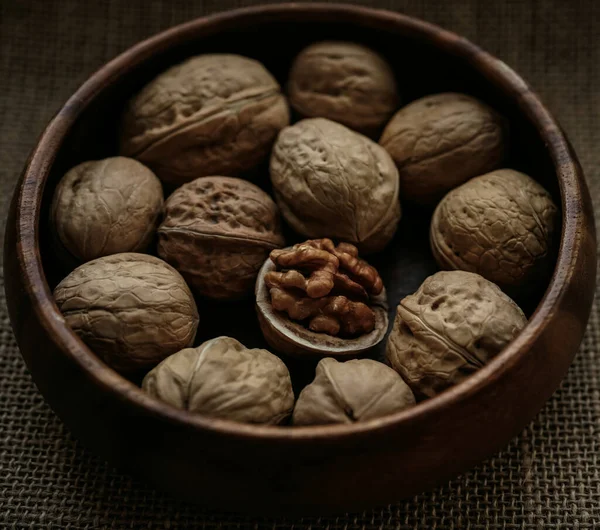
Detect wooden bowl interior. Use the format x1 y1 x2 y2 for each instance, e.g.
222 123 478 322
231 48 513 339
39 17 561 395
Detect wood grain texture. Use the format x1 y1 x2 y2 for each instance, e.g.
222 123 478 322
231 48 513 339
3 3 596 515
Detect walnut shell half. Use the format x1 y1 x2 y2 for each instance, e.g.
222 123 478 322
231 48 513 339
255 249 388 359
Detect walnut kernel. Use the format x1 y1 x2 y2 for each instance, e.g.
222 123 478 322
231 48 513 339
255 239 388 358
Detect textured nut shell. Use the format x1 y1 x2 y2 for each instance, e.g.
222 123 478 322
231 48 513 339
293 358 416 425
386 270 527 398
380 93 506 204
142 336 294 424
288 41 398 132
53 253 199 372
255 255 388 358
158 176 284 300
430 169 558 291
51 157 163 262
270 118 401 254
120 54 290 185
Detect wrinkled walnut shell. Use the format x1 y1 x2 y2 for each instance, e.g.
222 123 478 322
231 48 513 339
53 253 199 373
287 41 398 134
120 54 290 185
158 176 285 300
255 256 388 359
270 118 401 254
380 93 506 205
293 358 416 425
143 336 294 425
386 270 527 398
51 157 163 262
430 169 558 293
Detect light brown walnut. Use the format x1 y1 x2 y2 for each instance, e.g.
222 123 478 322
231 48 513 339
157 176 284 300
293 358 416 425
430 169 558 293
53 253 199 373
51 157 163 262
288 41 398 133
120 54 290 185
386 270 527 398
380 93 507 204
142 336 294 424
270 118 401 254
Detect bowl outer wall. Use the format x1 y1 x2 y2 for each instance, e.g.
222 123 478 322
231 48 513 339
3 3 597 515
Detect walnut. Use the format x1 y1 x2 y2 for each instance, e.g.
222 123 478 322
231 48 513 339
142 336 294 424
287 41 398 134
51 157 163 262
266 239 382 336
430 169 558 293
255 239 388 358
53 253 199 373
379 93 507 204
157 176 284 300
120 54 290 186
270 118 401 254
293 358 416 425
386 270 527 398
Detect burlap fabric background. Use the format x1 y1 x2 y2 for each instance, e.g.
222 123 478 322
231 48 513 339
1 0 599 527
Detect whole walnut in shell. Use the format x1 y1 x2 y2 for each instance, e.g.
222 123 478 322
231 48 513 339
256 239 388 359
158 176 284 300
430 169 558 293
293 358 416 425
142 336 294 424
51 157 163 262
386 271 527 398
380 93 507 204
270 118 401 253
53 253 199 372
120 54 290 185
287 41 398 133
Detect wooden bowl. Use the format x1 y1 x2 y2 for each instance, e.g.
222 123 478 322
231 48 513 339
4 3 596 515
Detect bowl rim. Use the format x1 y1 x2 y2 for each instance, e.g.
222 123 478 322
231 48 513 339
15 2 586 442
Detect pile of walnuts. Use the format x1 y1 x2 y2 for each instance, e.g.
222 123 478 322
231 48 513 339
51 41 558 426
